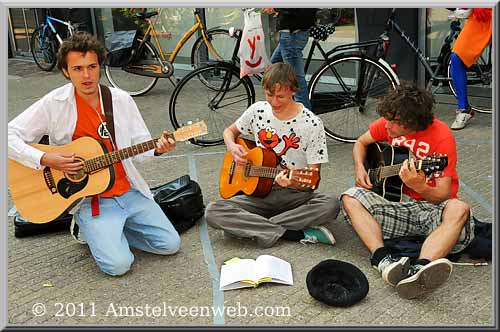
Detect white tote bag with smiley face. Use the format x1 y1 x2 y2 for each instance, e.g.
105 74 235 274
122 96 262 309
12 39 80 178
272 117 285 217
238 10 271 78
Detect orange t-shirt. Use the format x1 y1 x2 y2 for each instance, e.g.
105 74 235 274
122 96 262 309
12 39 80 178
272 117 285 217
72 92 130 197
452 11 492 68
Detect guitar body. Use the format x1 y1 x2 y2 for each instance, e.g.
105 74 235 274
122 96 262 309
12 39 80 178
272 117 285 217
365 142 411 202
8 137 114 223
219 137 278 199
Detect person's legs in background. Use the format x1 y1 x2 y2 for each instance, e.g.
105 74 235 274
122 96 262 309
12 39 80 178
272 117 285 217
271 31 311 110
449 52 474 130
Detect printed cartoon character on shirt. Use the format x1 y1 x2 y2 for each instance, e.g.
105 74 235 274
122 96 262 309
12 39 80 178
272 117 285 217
257 127 300 165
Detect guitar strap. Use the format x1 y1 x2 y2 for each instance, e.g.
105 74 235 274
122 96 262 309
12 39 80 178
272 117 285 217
100 84 116 143
90 85 115 217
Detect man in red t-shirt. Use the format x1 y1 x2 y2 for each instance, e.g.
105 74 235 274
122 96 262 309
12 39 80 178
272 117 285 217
341 82 474 299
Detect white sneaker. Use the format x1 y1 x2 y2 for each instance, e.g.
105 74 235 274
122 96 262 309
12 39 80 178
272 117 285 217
451 110 474 130
375 255 410 286
70 216 87 244
396 258 453 299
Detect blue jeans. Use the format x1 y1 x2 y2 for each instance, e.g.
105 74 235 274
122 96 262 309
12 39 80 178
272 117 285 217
74 188 181 276
270 30 311 110
449 52 469 110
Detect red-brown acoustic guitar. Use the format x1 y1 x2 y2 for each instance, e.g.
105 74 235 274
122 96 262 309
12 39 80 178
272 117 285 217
219 137 320 199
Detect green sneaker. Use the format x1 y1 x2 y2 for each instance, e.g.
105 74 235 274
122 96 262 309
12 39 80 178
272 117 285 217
301 226 336 245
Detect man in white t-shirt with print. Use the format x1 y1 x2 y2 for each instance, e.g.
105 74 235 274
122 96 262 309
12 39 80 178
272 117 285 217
205 63 339 248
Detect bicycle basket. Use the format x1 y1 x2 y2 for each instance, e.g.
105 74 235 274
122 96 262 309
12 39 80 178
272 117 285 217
104 30 137 67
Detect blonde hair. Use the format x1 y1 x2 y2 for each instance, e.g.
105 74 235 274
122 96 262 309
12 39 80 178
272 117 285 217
261 63 299 92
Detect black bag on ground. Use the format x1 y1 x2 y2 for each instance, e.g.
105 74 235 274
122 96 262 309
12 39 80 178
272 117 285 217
384 216 492 262
14 213 72 238
151 175 205 234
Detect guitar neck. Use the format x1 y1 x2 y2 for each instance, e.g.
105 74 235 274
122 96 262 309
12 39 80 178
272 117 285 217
84 137 162 173
377 160 424 179
247 165 281 179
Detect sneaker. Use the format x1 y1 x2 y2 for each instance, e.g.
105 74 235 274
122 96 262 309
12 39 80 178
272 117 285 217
451 109 475 130
300 226 336 245
374 255 411 286
396 258 453 299
70 216 86 244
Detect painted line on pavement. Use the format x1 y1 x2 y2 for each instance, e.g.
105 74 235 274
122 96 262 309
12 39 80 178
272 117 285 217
158 150 225 159
459 180 492 214
187 152 225 324
455 138 492 145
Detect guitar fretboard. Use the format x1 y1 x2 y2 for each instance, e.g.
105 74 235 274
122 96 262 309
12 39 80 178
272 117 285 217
247 165 281 178
84 138 159 173
376 160 431 179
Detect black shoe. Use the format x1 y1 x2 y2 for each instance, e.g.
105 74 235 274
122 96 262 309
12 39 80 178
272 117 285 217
396 258 453 299
374 255 410 287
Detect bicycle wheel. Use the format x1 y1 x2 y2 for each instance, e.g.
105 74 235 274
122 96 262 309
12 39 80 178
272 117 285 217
191 29 241 90
30 26 57 71
308 53 398 143
104 39 159 96
191 29 237 68
169 63 255 146
447 56 492 114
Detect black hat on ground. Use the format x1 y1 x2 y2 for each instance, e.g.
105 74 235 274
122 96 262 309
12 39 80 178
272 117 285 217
306 259 369 307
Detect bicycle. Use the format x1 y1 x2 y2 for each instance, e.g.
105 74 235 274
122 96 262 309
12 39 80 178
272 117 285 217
169 10 399 145
382 8 492 113
30 13 83 71
103 8 238 96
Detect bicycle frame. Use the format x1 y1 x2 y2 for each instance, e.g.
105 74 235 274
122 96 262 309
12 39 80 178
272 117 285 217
136 9 222 64
43 15 75 44
382 9 491 87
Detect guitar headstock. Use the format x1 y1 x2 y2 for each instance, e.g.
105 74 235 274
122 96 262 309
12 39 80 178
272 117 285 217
418 153 449 178
172 121 208 142
289 168 320 190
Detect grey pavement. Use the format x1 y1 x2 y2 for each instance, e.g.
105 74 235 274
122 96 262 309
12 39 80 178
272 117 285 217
6 58 494 327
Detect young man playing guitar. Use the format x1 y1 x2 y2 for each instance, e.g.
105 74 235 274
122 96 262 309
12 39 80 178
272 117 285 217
206 63 339 248
341 82 475 299
8 32 180 276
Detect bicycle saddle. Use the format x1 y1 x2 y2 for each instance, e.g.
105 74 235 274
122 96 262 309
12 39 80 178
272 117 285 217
136 11 158 20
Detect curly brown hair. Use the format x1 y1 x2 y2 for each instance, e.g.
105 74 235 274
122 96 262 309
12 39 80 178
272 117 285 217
376 81 435 131
261 63 299 93
57 31 106 75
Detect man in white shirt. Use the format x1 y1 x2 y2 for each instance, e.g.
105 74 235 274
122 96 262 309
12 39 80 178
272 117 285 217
8 32 180 276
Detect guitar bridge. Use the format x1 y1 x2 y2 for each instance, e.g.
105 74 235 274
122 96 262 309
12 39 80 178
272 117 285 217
244 162 251 177
228 161 235 184
43 167 58 194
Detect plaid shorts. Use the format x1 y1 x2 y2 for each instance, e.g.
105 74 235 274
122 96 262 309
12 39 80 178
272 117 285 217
341 187 475 253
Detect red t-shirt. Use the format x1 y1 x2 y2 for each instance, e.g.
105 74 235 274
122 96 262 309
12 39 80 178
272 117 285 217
72 92 130 197
369 117 459 200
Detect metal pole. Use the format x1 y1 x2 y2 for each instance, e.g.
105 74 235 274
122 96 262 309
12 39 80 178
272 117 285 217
417 8 427 89
22 8 30 52
8 10 17 55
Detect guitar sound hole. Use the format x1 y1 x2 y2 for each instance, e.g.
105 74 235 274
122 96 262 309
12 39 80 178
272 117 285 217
65 157 86 182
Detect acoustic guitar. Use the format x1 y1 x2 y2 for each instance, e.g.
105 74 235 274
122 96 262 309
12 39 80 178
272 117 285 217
365 142 449 202
219 137 320 199
8 121 208 224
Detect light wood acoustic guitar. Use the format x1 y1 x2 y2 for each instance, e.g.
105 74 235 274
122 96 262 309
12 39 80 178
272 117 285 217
219 137 320 199
8 121 207 224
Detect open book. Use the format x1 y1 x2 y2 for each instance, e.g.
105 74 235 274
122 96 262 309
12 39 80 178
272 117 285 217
219 255 293 291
